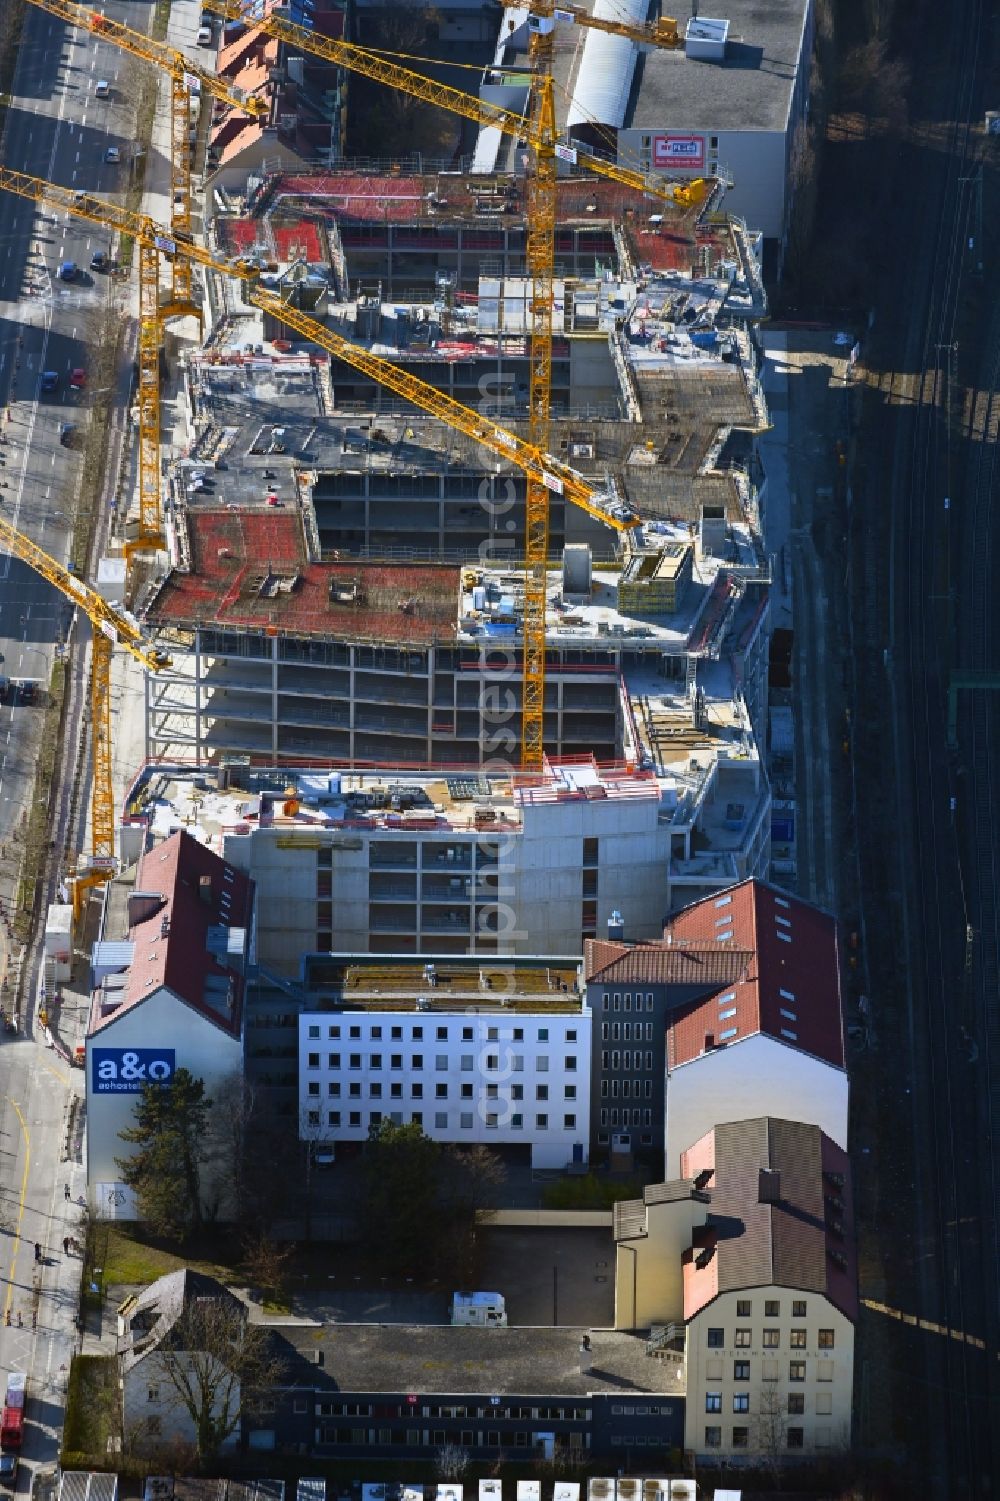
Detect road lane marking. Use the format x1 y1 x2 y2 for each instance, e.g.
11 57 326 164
1 1099 31 1325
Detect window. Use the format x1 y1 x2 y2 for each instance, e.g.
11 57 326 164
435 1055 448 1071
412 1027 423 1040
328 1025 340 1039
349 1111 361 1127
411 1112 422 1126
391 1026 402 1039
486 1054 498 1071
567 1028 577 1042
538 1027 549 1041
511 1084 523 1100
412 1054 423 1070
307 1082 319 1097
486 1113 498 1129
514 1028 523 1041
369 1083 382 1099
307 1026 319 1039
733 1361 750 1381
411 1083 423 1099
146 1415 162 1437
790 1328 806 1348
462 1026 473 1040
765 1299 780 1317
732 1426 749 1448
816 1392 833 1415
435 1112 447 1129
349 1026 361 1039
792 1299 807 1317
707 1328 724 1348
390 1083 402 1099
787 1428 804 1450
436 1026 447 1040
511 1113 523 1128
461 1084 473 1099
306 1110 319 1127
734 1329 751 1347
460 1113 473 1129
789 1361 806 1382
487 1085 499 1100
370 1112 381 1126
537 1055 549 1072
763 1330 780 1348
817 1359 835 1382
461 1055 474 1071
787 1393 804 1415
349 1053 361 1070
563 1114 576 1130
733 1393 749 1413
536 1085 549 1101
390 1054 402 1069
704 1426 721 1448
705 1393 721 1413
818 1329 835 1349
307 1052 319 1068
147 1385 160 1403
565 1055 577 1071
435 1083 447 1099
349 1083 361 1099
736 1299 751 1317
536 1113 548 1129
370 1025 382 1040
564 1085 577 1100
328 1053 340 1069
328 1110 340 1127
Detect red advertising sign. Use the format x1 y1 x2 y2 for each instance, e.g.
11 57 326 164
652 134 705 170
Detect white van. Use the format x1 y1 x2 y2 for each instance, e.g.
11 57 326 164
197 24 214 45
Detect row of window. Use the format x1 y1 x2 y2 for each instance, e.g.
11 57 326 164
600 1022 655 1041
599 1109 653 1128
315 1428 587 1451
707 1326 835 1349
704 1425 816 1450
308 1081 580 1102
599 993 657 1011
706 1392 829 1415
317 1110 579 1132
600 1078 653 1099
306 1023 575 1043
307 1052 577 1073
313 1402 591 1420
599 1051 655 1073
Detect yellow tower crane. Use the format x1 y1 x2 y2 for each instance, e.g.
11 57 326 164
201 0 697 768
0 169 640 902
25 0 267 557
0 517 170 915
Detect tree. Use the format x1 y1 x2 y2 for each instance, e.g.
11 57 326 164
153 1295 284 1461
361 1118 445 1277
240 1231 293 1309
116 1069 211 1241
436 1443 471 1481
753 1380 788 1485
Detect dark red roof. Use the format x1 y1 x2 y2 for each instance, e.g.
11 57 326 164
664 880 844 1069
584 938 753 990
680 1118 858 1323
93 830 253 1036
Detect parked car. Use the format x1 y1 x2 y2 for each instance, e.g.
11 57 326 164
40 371 59 393
196 23 214 45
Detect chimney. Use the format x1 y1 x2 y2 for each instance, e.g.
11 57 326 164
703 1032 715 1051
198 875 213 905
579 1333 592 1374
607 910 625 942
758 1168 782 1204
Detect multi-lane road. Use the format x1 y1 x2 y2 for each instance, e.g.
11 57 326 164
0 0 156 1487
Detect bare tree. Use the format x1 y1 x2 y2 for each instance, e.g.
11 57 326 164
240 1230 293 1308
753 1380 788 1485
436 1443 471 1481
153 1296 285 1460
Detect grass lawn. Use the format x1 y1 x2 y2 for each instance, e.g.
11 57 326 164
62 1354 119 1457
94 1224 239 1287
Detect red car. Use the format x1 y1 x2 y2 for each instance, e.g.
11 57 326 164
69 369 86 389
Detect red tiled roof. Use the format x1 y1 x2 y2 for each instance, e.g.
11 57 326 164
146 509 460 645
93 830 253 1035
665 880 844 1069
680 1118 858 1323
584 938 753 990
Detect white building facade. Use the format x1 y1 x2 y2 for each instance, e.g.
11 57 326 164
299 1004 592 1169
